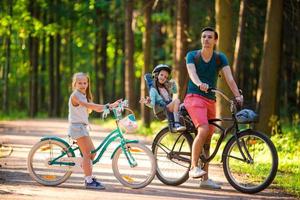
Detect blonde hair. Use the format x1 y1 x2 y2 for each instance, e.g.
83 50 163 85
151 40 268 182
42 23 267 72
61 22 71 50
72 72 93 103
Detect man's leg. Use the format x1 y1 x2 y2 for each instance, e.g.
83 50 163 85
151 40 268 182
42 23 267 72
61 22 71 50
191 125 209 168
199 125 221 189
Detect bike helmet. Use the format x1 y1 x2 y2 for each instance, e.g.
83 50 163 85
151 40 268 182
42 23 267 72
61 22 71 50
152 64 171 76
235 109 258 123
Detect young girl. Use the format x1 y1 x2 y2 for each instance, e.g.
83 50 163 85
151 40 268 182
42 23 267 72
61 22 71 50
68 72 120 190
140 64 186 132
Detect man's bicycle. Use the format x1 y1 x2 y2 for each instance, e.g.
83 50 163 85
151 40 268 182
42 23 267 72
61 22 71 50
27 100 156 189
152 88 278 194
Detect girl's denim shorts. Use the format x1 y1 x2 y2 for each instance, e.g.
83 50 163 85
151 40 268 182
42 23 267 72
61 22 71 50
68 123 89 140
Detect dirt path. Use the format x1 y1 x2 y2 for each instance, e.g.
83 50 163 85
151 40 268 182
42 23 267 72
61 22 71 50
0 119 297 200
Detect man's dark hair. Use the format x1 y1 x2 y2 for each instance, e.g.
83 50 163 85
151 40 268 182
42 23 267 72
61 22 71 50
201 27 218 39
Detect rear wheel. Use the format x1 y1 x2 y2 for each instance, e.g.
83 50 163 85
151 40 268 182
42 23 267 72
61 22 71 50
112 143 156 189
152 127 193 186
223 130 278 193
27 140 73 186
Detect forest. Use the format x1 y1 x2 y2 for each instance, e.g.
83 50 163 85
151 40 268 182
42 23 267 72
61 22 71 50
0 0 299 134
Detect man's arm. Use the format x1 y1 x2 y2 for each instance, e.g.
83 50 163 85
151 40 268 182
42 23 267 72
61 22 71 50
221 66 243 104
186 63 209 92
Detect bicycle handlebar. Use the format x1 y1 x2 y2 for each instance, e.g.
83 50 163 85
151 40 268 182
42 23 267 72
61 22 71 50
102 99 133 119
208 87 242 113
208 88 232 102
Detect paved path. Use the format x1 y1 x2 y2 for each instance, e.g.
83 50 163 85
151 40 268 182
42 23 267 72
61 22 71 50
0 119 297 200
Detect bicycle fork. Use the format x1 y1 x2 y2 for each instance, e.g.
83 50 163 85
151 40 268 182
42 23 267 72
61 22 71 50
120 142 138 167
235 134 254 164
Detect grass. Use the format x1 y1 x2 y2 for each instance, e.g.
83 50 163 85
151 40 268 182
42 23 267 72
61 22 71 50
271 125 300 197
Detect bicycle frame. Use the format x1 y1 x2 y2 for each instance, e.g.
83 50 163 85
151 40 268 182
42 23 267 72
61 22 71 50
47 103 139 168
170 88 254 165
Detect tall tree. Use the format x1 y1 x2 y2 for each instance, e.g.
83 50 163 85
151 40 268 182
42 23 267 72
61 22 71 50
54 33 61 116
281 0 300 120
173 0 189 101
232 0 248 83
2 0 12 113
141 0 154 127
125 0 135 108
48 1 55 117
40 10 47 111
94 5 102 104
256 0 283 134
29 0 40 117
99 3 109 104
215 0 234 118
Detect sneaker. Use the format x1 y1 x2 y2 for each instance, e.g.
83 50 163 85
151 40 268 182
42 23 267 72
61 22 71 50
200 179 221 189
85 178 105 190
189 167 206 179
173 123 186 132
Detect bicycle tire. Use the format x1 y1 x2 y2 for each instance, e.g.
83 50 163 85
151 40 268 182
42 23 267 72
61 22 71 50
222 130 278 193
27 140 73 186
112 142 156 189
152 127 193 186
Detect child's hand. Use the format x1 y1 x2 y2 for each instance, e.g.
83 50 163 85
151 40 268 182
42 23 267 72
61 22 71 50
110 99 122 108
139 96 150 104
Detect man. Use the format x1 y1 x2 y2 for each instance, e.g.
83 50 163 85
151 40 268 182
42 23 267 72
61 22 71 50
184 27 243 189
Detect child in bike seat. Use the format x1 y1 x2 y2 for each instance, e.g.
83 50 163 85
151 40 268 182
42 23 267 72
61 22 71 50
140 64 186 132
68 72 120 190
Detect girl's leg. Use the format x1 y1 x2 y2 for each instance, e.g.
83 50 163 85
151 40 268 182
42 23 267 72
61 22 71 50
166 98 180 113
167 99 185 131
76 136 95 177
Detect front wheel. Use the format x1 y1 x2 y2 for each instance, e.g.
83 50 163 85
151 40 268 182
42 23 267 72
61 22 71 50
152 127 193 186
27 140 73 186
112 142 156 189
222 130 278 193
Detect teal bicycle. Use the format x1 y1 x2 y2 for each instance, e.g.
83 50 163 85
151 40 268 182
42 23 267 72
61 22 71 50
27 100 156 189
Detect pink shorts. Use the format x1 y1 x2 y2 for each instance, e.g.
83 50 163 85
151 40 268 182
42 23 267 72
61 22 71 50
184 94 216 129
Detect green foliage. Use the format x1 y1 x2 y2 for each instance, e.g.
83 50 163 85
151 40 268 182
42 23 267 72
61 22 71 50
0 111 28 120
271 124 300 197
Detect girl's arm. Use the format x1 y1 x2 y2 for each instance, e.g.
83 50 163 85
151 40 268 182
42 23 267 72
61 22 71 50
72 95 122 112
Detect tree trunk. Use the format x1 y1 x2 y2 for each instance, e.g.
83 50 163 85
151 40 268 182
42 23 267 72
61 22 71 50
48 7 55 117
55 34 61 116
256 0 283 134
141 0 154 127
281 0 300 120
100 9 109 104
232 0 248 85
112 22 120 100
69 21 74 76
173 0 189 101
40 11 47 112
2 0 12 113
29 0 39 117
125 0 135 108
215 0 234 119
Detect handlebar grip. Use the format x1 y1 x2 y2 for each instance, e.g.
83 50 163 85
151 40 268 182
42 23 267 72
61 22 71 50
207 87 216 92
239 89 243 95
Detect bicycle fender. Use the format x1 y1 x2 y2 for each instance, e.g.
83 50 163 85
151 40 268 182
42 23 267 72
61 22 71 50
221 129 252 162
110 140 139 159
40 136 75 157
